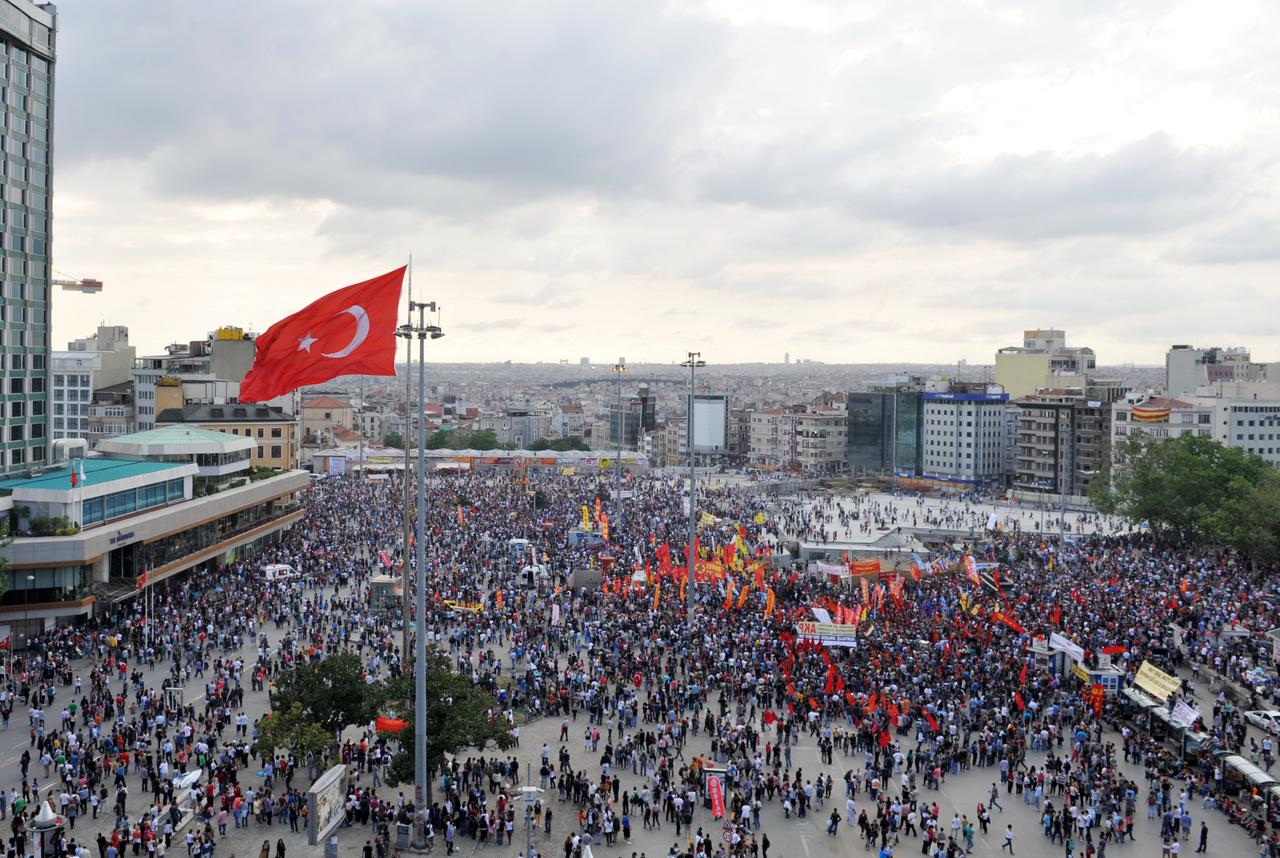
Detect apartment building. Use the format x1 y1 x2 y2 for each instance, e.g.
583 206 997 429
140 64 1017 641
748 408 847 474
1014 381 1128 497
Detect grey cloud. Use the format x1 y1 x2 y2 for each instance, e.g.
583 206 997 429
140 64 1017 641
1172 219 1280 265
851 135 1231 240
56 1 725 212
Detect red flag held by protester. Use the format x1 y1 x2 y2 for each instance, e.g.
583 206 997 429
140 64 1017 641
240 267 406 402
1014 691 1025 711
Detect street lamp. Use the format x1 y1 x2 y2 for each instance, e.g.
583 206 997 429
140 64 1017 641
612 358 627 537
681 352 705 625
396 300 444 849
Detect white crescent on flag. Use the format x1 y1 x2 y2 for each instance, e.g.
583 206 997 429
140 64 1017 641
322 305 371 359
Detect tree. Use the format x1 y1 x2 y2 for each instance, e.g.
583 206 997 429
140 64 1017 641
256 702 335 757
1093 433 1280 563
383 431 405 450
268 653 374 736
371 655 514 787
530 438 551 451
426 430 452 450
467 429 499 450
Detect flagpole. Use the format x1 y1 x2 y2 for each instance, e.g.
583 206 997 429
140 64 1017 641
402 256 413 677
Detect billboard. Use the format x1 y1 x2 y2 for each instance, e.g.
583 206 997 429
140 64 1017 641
307 765 350 845
690 394 728 451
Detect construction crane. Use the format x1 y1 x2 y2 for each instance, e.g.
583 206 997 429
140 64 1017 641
52 276 103 293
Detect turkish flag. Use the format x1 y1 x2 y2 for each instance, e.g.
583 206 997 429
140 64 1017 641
239 267 406 402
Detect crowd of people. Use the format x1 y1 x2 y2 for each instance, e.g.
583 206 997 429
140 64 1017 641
1 468 1278 858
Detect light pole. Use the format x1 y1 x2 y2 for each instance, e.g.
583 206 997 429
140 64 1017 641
681 352 705 626
612 358 627 537
398 265 414 677
398 299 443 848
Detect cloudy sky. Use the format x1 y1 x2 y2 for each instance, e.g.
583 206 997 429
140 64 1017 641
50 0 1279 365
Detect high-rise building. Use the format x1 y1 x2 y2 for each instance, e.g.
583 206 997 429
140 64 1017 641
0 2 56 474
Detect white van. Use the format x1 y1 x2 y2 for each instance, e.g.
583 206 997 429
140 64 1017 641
261 564 301 582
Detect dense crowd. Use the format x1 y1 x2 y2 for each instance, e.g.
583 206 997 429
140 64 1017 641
2 468 1279 858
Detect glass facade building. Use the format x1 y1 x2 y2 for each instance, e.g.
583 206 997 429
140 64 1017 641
0 1 55 474
893 391 923 476
846 393 894 474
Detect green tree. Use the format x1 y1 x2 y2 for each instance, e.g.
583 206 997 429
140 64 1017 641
530 438 551 451
372 655 514 787
467 429 499 450
268 653 374 736
426 430 452 450
383 431 405 449
256 702 335 757
1094 433 1280 562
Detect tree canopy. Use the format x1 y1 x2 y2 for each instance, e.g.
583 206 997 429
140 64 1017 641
382 431 405 449
371 654 514 786
1092 433 1280 564
267 653 373 736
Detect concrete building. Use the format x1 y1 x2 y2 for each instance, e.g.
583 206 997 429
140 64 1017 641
1112 388 1280 472
50 351 97 441
995 329 1096 399
156 403 299 471
1165 345 1273 396
67 325 135 389
749 408 847 474
0 1 56 474
478 408 553 449
0 433 306 639
301 396 355 443
920 384 1009 486
87 383 134 442
1013 381 1127 498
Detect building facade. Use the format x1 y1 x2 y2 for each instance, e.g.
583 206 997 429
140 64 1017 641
920 386 1009 486
995 329 1096 399
0 435 306 641
749 408 847 474
50 350 97 440
156 403 299 470
1013 382 1127 497
0 2 56 474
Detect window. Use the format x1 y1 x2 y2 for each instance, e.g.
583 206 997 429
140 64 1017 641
8 377 22 394
271 427 282 438
271 445 282 459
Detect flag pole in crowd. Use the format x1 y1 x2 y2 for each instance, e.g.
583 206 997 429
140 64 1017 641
682 351 705 625
406 291 445 848
401 255 413 673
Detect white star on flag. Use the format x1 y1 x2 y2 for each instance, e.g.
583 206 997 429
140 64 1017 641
297 331 317 352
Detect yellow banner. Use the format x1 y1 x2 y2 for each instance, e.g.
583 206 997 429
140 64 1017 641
1134 660 1181 701
1071 663 1089 682
582 504 590 530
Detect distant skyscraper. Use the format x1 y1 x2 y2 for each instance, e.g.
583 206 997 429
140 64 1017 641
0 2 56 473
579 357 590 366
784 352 790 365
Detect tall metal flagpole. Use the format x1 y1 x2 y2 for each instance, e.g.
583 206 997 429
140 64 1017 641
682 353 703 626
409 297 442 847
402 259 413 675
613 358 626 537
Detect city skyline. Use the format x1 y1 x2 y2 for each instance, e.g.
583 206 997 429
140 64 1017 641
49 1 1280 365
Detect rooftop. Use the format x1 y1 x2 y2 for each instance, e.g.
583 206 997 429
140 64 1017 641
0 458 188 492
301 396 350 409
157 403 291 424
96 425 255 456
